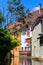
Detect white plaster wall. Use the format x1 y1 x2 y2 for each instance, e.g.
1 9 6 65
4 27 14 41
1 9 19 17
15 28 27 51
40 46 43 57
21 34 29 47
32 22 41 57
21 31 32 47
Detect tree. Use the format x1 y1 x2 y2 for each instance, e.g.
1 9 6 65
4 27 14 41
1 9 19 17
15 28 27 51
0 10 5 27
0 28 19 65
8 0 32 23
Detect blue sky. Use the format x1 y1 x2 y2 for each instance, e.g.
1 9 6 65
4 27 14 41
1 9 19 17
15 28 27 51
0 0 43 11
0 0 7 10
0 0 43 26
0 0 43 10
22 0 43 10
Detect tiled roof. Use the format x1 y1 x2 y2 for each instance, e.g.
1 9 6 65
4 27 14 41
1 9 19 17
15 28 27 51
8 22 23 29
8 22 23 33
24 8 43 25
8 8 43 30
28 8 43 24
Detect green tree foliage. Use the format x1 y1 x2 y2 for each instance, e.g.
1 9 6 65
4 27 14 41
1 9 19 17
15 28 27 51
0 10 5 27
8 0 32 23
0 28 19 64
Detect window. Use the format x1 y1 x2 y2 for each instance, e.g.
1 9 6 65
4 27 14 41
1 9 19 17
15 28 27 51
22 29 26 35
26 24 28 28
22 31 26 35
40 37 43 46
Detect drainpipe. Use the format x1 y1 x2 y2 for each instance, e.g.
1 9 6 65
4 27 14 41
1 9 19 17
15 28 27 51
34 46 36 57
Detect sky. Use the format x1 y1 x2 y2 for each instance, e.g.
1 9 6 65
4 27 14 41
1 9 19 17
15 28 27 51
0 0 43 12
0 0 43 25
22 0 43 11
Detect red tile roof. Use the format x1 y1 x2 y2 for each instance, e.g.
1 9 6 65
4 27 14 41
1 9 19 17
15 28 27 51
15 22 23 25
8 22 23 33
8 22 23 29
27 8 43 24
8 8 43 30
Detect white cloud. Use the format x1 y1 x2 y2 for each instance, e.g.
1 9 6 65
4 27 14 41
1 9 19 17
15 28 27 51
34 7 39 10
32 6 39 12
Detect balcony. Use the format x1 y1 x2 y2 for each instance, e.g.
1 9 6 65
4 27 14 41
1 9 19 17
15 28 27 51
19 47 31 56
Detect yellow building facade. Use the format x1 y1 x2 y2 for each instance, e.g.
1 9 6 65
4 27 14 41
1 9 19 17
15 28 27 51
11 32 21 65
8 22 23 65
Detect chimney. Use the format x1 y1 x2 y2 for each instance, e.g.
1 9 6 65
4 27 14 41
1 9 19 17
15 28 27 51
38 3 42 14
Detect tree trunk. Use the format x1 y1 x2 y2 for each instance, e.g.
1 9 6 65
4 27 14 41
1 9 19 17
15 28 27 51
3 53 10 65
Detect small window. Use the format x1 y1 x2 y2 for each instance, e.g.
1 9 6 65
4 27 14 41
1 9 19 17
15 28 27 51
40 38 43 46
22 32 26 35
26 25 28 28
